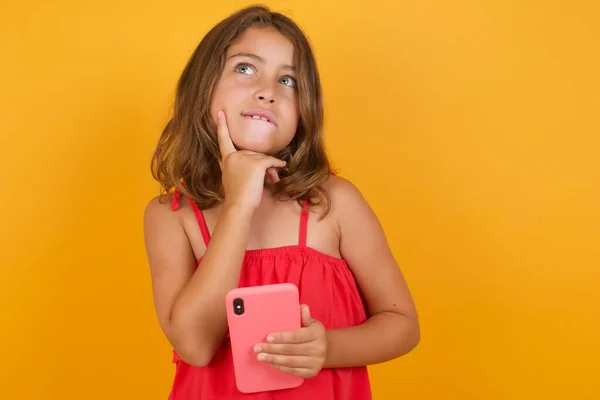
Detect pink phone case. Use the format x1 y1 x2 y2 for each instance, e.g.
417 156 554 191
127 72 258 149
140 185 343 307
225 283 304 393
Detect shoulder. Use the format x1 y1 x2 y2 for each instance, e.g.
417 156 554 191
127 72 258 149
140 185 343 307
322 175 371 216
323 174 362 198
144 192 210 261
144 193 175 220
143 192 187 232
318 174 378 232
143 192 199 266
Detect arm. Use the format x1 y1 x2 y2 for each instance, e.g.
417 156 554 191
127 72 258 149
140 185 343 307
144 110 287 367
323 177 420 368
143 196 252 367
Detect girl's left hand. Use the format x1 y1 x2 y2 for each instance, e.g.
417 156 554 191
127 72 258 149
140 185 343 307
254 305 327 378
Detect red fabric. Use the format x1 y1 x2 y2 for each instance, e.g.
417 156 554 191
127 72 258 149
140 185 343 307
169 191 372 400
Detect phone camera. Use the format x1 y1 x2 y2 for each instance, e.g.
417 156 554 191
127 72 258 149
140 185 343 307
233 298 245 315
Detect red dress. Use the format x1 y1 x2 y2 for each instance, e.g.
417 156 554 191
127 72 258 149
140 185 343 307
168 191 372 399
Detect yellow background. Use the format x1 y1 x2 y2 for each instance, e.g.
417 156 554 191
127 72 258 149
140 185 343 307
1 0 599 398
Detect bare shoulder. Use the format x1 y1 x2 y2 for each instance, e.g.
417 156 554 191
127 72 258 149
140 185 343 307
144 193 178 225
143 192 192 266
322 175 374 222
322 174 356 194
144 192 200 235
322 174 390 264
144 192 209 262
143 193 188 245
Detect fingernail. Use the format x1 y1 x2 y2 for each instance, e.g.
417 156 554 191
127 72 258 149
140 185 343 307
267 335 275 343
217 110 223 120
257 353 267 362
253 345 262 353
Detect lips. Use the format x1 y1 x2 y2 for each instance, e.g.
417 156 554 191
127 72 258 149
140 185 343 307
241 109 277 126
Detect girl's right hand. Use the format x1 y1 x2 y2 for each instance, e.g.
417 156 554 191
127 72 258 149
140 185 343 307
217 110 287 212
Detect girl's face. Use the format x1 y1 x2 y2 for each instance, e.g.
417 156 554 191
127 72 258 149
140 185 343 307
210 26 299 156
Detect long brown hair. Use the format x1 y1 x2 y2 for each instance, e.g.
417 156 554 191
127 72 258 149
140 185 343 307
151 5 333 215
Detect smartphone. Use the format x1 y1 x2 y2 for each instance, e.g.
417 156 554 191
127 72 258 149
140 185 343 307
225 283 304 393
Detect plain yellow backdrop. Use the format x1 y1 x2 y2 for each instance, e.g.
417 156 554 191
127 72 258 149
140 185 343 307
1 0 599 399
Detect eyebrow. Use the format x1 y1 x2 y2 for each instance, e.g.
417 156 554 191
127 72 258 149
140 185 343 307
227 52 295 72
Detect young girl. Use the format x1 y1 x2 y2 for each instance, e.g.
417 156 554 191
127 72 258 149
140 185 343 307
144 5 420 399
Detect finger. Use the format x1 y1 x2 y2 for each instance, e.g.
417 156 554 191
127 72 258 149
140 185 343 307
254 342 321 357
216 110 236 158
257 352 314 369
260 156 286 170
266 167 280 184
267 327 313 344
301 304 312 327
267 363 315 378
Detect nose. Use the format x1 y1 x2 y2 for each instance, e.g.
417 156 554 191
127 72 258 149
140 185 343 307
253 82 276 104
257 94 275 104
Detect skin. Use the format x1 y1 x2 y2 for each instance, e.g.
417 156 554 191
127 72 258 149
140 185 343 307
144 26 420 378
210 26 299 155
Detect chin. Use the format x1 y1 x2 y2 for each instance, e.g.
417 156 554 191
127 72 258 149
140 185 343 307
231 138 275 155
230 128 279 154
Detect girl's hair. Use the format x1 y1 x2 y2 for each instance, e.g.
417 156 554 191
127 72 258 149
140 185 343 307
151 5 333 214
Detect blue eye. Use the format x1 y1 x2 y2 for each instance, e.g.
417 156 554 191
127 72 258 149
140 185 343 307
235 63 255 75
279 76 296 87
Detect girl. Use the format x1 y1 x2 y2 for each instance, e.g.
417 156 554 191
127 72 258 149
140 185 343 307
144 5 420 400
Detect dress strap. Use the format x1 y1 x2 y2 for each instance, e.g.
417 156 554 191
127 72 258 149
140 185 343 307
187 197 211 246
299 200 309 246
172 187 211 246
298 170 334 244
171 189 183 211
